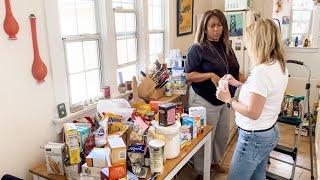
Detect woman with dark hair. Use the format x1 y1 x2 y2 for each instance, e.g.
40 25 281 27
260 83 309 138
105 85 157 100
185 9 241 177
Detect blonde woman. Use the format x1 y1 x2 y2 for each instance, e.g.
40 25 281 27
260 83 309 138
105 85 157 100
216 19 288 179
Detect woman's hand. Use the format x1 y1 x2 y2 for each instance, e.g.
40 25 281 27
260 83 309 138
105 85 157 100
221 74 243 87
216 85 232 103
210 73 220 87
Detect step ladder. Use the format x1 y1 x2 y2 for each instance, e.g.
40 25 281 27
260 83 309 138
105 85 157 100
266 60 314 180
266 116 303 180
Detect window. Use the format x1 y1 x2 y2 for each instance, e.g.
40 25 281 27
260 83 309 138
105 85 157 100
291 0 314 42
58 0 102 105
148 0 165 63
112 0 138 84
46 0 168 117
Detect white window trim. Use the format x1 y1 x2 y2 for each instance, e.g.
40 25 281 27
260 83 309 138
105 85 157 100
147 0 166 67
44 0 167 121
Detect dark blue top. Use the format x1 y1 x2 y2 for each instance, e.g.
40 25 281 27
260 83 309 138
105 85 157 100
185 41 240 106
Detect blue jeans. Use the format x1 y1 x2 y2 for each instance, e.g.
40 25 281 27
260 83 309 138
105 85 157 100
228 125 279 180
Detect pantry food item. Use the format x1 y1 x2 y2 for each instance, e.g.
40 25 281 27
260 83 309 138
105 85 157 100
108 136 127 164
64 163 79 179
44 142 65 175
64 123 81 164
127 144 145 165
159 103 176 127
180 125 192 149
82 163 101 177
182 116 197 139
189 106 206 127
148 139 165 174
86 148 108 168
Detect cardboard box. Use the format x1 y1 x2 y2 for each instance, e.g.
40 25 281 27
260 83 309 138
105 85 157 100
64 123 81 164
182 116 197 139
189 106 207 126
158 103 176 127
86 148 108 168
81 163 102 178
44 142 65 175
100 164 127 180
107 137 127 165
76 125 90 150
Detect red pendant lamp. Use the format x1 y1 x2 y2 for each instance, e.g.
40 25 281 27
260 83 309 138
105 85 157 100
29 14 47 83
3 0 19 40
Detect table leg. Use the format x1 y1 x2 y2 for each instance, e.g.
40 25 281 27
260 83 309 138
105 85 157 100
203 131 212 180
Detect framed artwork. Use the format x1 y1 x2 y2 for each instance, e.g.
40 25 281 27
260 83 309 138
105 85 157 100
226 12 244 37
177 0 194 36
282 16 290 25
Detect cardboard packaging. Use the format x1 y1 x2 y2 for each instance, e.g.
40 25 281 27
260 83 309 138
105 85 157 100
76 125 90 150
182 116 197 139
107 137 127 165
100 148 127 180
159 103 176 127
64 123 81 164
82 163 101 178
86 148 108 168
189 106 207 126
44 142 65 175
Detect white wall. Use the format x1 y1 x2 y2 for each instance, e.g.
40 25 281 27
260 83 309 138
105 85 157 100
167 0 213 53
0 0 57 179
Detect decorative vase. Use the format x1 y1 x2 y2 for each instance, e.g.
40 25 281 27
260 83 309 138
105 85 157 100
30 14 47 83
3 0 19 40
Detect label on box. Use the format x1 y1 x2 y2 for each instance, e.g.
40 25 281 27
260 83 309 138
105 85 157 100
82 163 101 177
45 142 65 175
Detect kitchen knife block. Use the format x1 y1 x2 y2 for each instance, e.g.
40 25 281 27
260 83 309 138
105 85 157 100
137 77 164 100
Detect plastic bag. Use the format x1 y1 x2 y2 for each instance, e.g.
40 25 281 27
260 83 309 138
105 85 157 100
97 99 132 121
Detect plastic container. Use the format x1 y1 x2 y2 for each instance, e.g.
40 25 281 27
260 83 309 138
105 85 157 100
154 121 181 159
97 99 132 121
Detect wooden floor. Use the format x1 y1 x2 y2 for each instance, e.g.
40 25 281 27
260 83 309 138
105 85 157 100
177 123 317 180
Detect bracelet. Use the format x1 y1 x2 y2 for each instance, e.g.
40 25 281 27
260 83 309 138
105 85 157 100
226 98 234 109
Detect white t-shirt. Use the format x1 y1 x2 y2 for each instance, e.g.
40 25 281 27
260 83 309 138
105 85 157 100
235 61 288 131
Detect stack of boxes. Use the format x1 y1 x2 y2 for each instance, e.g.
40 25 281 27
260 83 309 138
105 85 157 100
101 136 127 180
83 148 108 178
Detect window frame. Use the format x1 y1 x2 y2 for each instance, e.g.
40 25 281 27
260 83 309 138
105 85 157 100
148 0 166 63
58 0 103 106
62 36 103 105
290 0 314 42
44 0 167 120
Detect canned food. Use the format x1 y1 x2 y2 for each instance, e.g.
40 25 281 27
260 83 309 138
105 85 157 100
164 82 172 97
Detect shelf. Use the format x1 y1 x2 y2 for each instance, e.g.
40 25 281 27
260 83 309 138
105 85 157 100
286 47 319 53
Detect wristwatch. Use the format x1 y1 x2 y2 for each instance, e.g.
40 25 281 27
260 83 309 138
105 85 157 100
226 98 234 109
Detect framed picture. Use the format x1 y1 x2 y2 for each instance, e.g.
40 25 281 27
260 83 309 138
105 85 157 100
226 12 244 37
282 16 290 25
177 0 194 36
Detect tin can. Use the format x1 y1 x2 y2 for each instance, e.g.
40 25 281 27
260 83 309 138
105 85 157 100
148 139 165 174
164 82 172 97
103 86 111 99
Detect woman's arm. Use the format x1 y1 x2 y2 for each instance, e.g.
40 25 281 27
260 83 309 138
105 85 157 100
238 72 246 83
187 72 220 85
216 87 266 120
230 93 265 120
